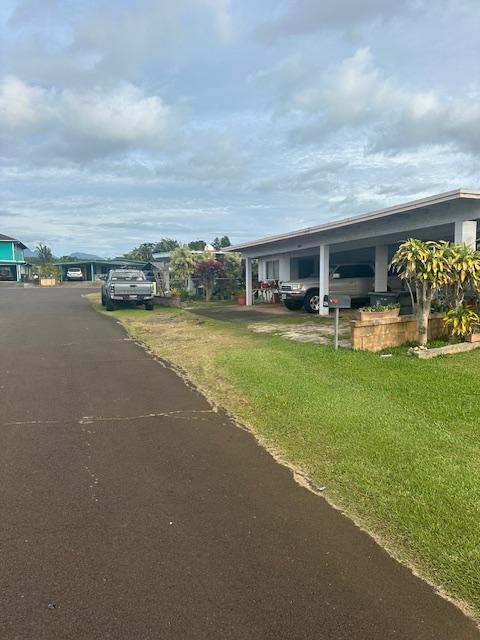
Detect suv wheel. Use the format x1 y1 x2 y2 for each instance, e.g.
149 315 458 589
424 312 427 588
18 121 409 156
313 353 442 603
304 290 320 313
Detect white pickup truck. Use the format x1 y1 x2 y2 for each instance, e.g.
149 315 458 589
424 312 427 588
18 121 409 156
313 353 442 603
101 270 155 311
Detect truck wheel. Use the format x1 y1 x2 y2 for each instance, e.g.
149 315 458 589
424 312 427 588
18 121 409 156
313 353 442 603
284 300 303 311
145 300 154 310
101 293 106 306
106 298 115 311
304 290 320 313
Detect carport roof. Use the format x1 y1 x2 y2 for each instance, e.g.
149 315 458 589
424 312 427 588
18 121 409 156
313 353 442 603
228 189 480 252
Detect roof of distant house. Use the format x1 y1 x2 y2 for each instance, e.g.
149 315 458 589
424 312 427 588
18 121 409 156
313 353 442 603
0 234 28 249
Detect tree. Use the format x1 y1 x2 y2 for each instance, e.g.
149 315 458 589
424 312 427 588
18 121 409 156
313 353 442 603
124 243 156 261
154 238 180 253
170 245 195 290
36 243 53 265
212 235 231 250
443 242 480 309
391 239 450 346
223 252 242 297
188 240 207 251
194 258 225 301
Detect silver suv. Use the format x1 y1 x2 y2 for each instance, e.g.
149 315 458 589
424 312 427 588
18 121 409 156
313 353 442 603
280 264 400 313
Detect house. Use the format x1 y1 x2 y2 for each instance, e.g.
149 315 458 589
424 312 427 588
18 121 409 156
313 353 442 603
0 234 28 282
227 189 480 314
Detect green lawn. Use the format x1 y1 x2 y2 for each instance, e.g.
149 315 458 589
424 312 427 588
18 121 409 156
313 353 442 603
90 297 480 618
216 336 480 616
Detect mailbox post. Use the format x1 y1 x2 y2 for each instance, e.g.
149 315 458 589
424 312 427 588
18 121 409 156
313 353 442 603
323 294 351 350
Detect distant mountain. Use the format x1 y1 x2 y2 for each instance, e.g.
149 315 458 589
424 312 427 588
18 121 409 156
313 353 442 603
68 252 103 260
24 248 37 258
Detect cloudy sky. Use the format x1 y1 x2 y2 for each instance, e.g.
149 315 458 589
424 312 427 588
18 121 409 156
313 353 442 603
1 0 479 256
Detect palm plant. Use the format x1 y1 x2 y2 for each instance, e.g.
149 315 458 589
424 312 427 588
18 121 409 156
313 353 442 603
444 305 480 338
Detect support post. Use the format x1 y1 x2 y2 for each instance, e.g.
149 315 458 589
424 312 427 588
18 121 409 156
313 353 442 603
245 257 253 306
454 221 477 250
374 245 389 292
16 264 20 282
90 263 95 281
319 244 329 316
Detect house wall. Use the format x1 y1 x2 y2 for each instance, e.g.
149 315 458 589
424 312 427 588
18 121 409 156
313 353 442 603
350 313 448 352
0 242 14 261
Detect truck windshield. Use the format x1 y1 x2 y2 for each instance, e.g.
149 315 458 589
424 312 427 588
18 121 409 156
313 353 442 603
110 272 145 281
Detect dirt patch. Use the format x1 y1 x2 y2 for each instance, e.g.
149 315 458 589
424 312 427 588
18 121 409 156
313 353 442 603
249 320 351 347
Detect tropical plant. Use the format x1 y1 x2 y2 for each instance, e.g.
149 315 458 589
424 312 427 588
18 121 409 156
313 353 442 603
358 304 400 312
223 252 242 298
194 258 225 302
444 305 480 338
443 242 480 309
391 239 451 346
170 245 195 289
36 243 54 265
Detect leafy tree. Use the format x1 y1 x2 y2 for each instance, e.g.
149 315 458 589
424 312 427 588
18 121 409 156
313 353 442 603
124 243 156 261
154 238 180 253
170 245 195 290
223 252 242 298
444 305 480 338
36 243 53 265
212 235 231 250
188 240 207 251
391 239 450 346
194 258 225 302
443 242 480 309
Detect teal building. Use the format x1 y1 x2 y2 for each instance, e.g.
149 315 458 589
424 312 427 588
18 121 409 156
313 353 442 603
0 234 28 281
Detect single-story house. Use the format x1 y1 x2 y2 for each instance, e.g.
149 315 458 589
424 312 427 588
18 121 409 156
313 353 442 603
227 189 480 314
55 258 147 281
0 234 28 282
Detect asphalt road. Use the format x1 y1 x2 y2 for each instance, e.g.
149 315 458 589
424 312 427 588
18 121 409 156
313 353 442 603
0 286 478 640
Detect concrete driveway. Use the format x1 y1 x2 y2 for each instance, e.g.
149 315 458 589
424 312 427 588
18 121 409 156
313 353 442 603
0 287 477 639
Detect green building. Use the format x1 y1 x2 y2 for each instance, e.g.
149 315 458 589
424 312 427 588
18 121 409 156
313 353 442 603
0 234 28 282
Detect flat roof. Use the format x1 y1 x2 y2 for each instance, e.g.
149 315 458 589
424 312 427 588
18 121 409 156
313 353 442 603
55 259 146 267
228 189 480 252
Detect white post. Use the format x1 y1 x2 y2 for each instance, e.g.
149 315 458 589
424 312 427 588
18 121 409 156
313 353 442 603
454 221 477 250
245 257 253 306
16 264 20 282
319 244 329 316
374 245 389 292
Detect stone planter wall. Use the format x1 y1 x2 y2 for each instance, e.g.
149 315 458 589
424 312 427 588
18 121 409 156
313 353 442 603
350 312 447 352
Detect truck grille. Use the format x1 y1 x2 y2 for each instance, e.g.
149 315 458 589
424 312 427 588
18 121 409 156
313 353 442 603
280 285 292 291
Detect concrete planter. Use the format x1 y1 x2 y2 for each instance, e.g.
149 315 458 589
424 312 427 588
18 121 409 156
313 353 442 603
355 307 400 321
465 333 480 343
40 278 58 287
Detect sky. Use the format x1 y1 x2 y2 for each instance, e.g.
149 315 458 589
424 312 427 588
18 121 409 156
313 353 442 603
1 0 480 257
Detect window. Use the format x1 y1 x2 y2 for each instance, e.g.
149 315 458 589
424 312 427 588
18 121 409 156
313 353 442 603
266 260 279 280
335 264 374 279
298 256 317 278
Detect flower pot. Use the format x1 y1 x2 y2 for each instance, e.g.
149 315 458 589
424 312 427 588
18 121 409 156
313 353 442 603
237 295 247 306
465 333 480 343
357 308 400 321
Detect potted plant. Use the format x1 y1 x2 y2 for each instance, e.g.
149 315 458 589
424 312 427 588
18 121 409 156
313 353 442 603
355 303 400 321
236 289 247 306
444 305 480 342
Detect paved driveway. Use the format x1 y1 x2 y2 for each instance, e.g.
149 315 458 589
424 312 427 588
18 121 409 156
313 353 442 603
0 287 477 639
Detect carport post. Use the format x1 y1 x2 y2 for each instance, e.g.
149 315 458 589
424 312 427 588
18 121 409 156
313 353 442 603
245 257 253 306
319 244 329 316
374 245 389 292
454 221 477 250
90 263 95 281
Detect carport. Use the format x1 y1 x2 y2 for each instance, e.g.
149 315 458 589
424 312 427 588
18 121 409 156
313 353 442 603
56 259 147 281
228 189 480 315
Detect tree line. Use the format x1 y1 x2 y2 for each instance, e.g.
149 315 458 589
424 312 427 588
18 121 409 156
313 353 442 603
124 236 232 262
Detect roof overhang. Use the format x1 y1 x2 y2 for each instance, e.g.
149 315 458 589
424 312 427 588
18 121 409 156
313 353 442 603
227 189 480 256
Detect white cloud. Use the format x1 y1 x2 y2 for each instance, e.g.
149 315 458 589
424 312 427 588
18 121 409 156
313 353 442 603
289 48 480 154
0 76 171 159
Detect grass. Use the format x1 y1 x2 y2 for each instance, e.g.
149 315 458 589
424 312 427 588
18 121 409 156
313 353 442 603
87 294 480 619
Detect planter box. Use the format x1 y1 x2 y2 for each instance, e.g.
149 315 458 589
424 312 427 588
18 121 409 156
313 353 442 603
465 333 480 343
40 278 58 287
355 308 400 321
